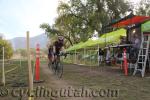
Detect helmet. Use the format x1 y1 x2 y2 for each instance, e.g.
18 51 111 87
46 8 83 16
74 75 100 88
58 35 64 41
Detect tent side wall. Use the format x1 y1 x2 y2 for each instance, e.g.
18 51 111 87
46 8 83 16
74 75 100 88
142 21 150 32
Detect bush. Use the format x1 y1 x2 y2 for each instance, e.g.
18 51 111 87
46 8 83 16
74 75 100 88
0 39 13 59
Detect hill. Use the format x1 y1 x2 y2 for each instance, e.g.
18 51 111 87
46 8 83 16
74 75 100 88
9 34 48 49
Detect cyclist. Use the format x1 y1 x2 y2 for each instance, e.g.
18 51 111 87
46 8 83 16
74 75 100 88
48 35 65 64
54 35 65 58
48 44 54 64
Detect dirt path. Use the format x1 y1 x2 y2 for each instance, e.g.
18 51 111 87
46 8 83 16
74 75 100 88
38 62 150 100
63 64 150 100
38 63 92 100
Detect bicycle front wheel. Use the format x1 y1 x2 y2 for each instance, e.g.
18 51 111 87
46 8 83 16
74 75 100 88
48 62 55 73
56 62 63 78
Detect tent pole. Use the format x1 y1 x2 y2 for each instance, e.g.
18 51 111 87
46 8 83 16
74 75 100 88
74 50 75 64
104 31 106 68
90 50 92 70
98 44 99 66
75 49 77 64
84 48 86 65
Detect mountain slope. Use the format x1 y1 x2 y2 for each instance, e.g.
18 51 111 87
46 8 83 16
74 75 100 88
9 34 48 49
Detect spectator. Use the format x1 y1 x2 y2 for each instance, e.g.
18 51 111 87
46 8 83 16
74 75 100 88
98 48 104 64
133 34 141 49
130 34 141 59
120 36 126 44
106 47 111 65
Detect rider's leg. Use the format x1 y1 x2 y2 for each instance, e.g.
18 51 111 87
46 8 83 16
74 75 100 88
55 51 61 70
51 54 54 64
48 55 52 63
53 54 57 70
54 54 57 62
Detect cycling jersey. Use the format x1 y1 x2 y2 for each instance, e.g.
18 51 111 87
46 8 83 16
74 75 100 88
48 47 53 55
53 41 64 55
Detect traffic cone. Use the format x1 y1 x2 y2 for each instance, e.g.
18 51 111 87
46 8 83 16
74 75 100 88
34 43 44 83
123 48 128 76
35 57 40 81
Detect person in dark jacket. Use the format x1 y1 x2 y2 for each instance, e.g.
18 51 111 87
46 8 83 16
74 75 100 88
98 48 104 64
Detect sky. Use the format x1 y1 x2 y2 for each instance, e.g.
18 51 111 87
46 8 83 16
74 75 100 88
0 0 141 39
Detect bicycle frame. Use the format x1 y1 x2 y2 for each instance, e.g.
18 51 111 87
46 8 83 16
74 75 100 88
48 52 75 78
49 54 63 78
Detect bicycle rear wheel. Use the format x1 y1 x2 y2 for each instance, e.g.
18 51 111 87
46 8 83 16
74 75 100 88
48 62 55 73
56 62 63 78
48 62 51 69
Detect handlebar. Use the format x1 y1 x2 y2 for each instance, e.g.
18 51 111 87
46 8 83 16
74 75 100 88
58 52 79 58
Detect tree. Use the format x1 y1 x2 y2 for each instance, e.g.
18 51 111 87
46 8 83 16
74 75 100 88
0 39 13 59
40 0 130 47
136 0 150 16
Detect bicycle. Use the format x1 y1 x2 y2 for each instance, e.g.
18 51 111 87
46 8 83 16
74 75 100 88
48 52 67 78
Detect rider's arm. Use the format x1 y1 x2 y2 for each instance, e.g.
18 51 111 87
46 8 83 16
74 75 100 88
53 45 56 53
61 46 65 51
60 43 66 53
53 42 56 53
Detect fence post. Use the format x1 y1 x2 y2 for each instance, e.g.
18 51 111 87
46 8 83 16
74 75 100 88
27 31 34 100
20 59 22 68
2 47 5 86
90 50 92 71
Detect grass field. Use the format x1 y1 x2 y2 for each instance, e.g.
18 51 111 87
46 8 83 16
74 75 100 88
0 60 150 100
0 60 34 100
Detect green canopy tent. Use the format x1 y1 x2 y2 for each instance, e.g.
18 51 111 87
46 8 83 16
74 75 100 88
66 28 126 51
141 21 150 32
66 28 126 65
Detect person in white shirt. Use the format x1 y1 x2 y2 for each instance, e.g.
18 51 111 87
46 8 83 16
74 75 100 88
130 34 141 59
106 47 111 65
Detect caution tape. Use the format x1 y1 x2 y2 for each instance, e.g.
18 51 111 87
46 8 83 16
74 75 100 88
5 66 18 74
